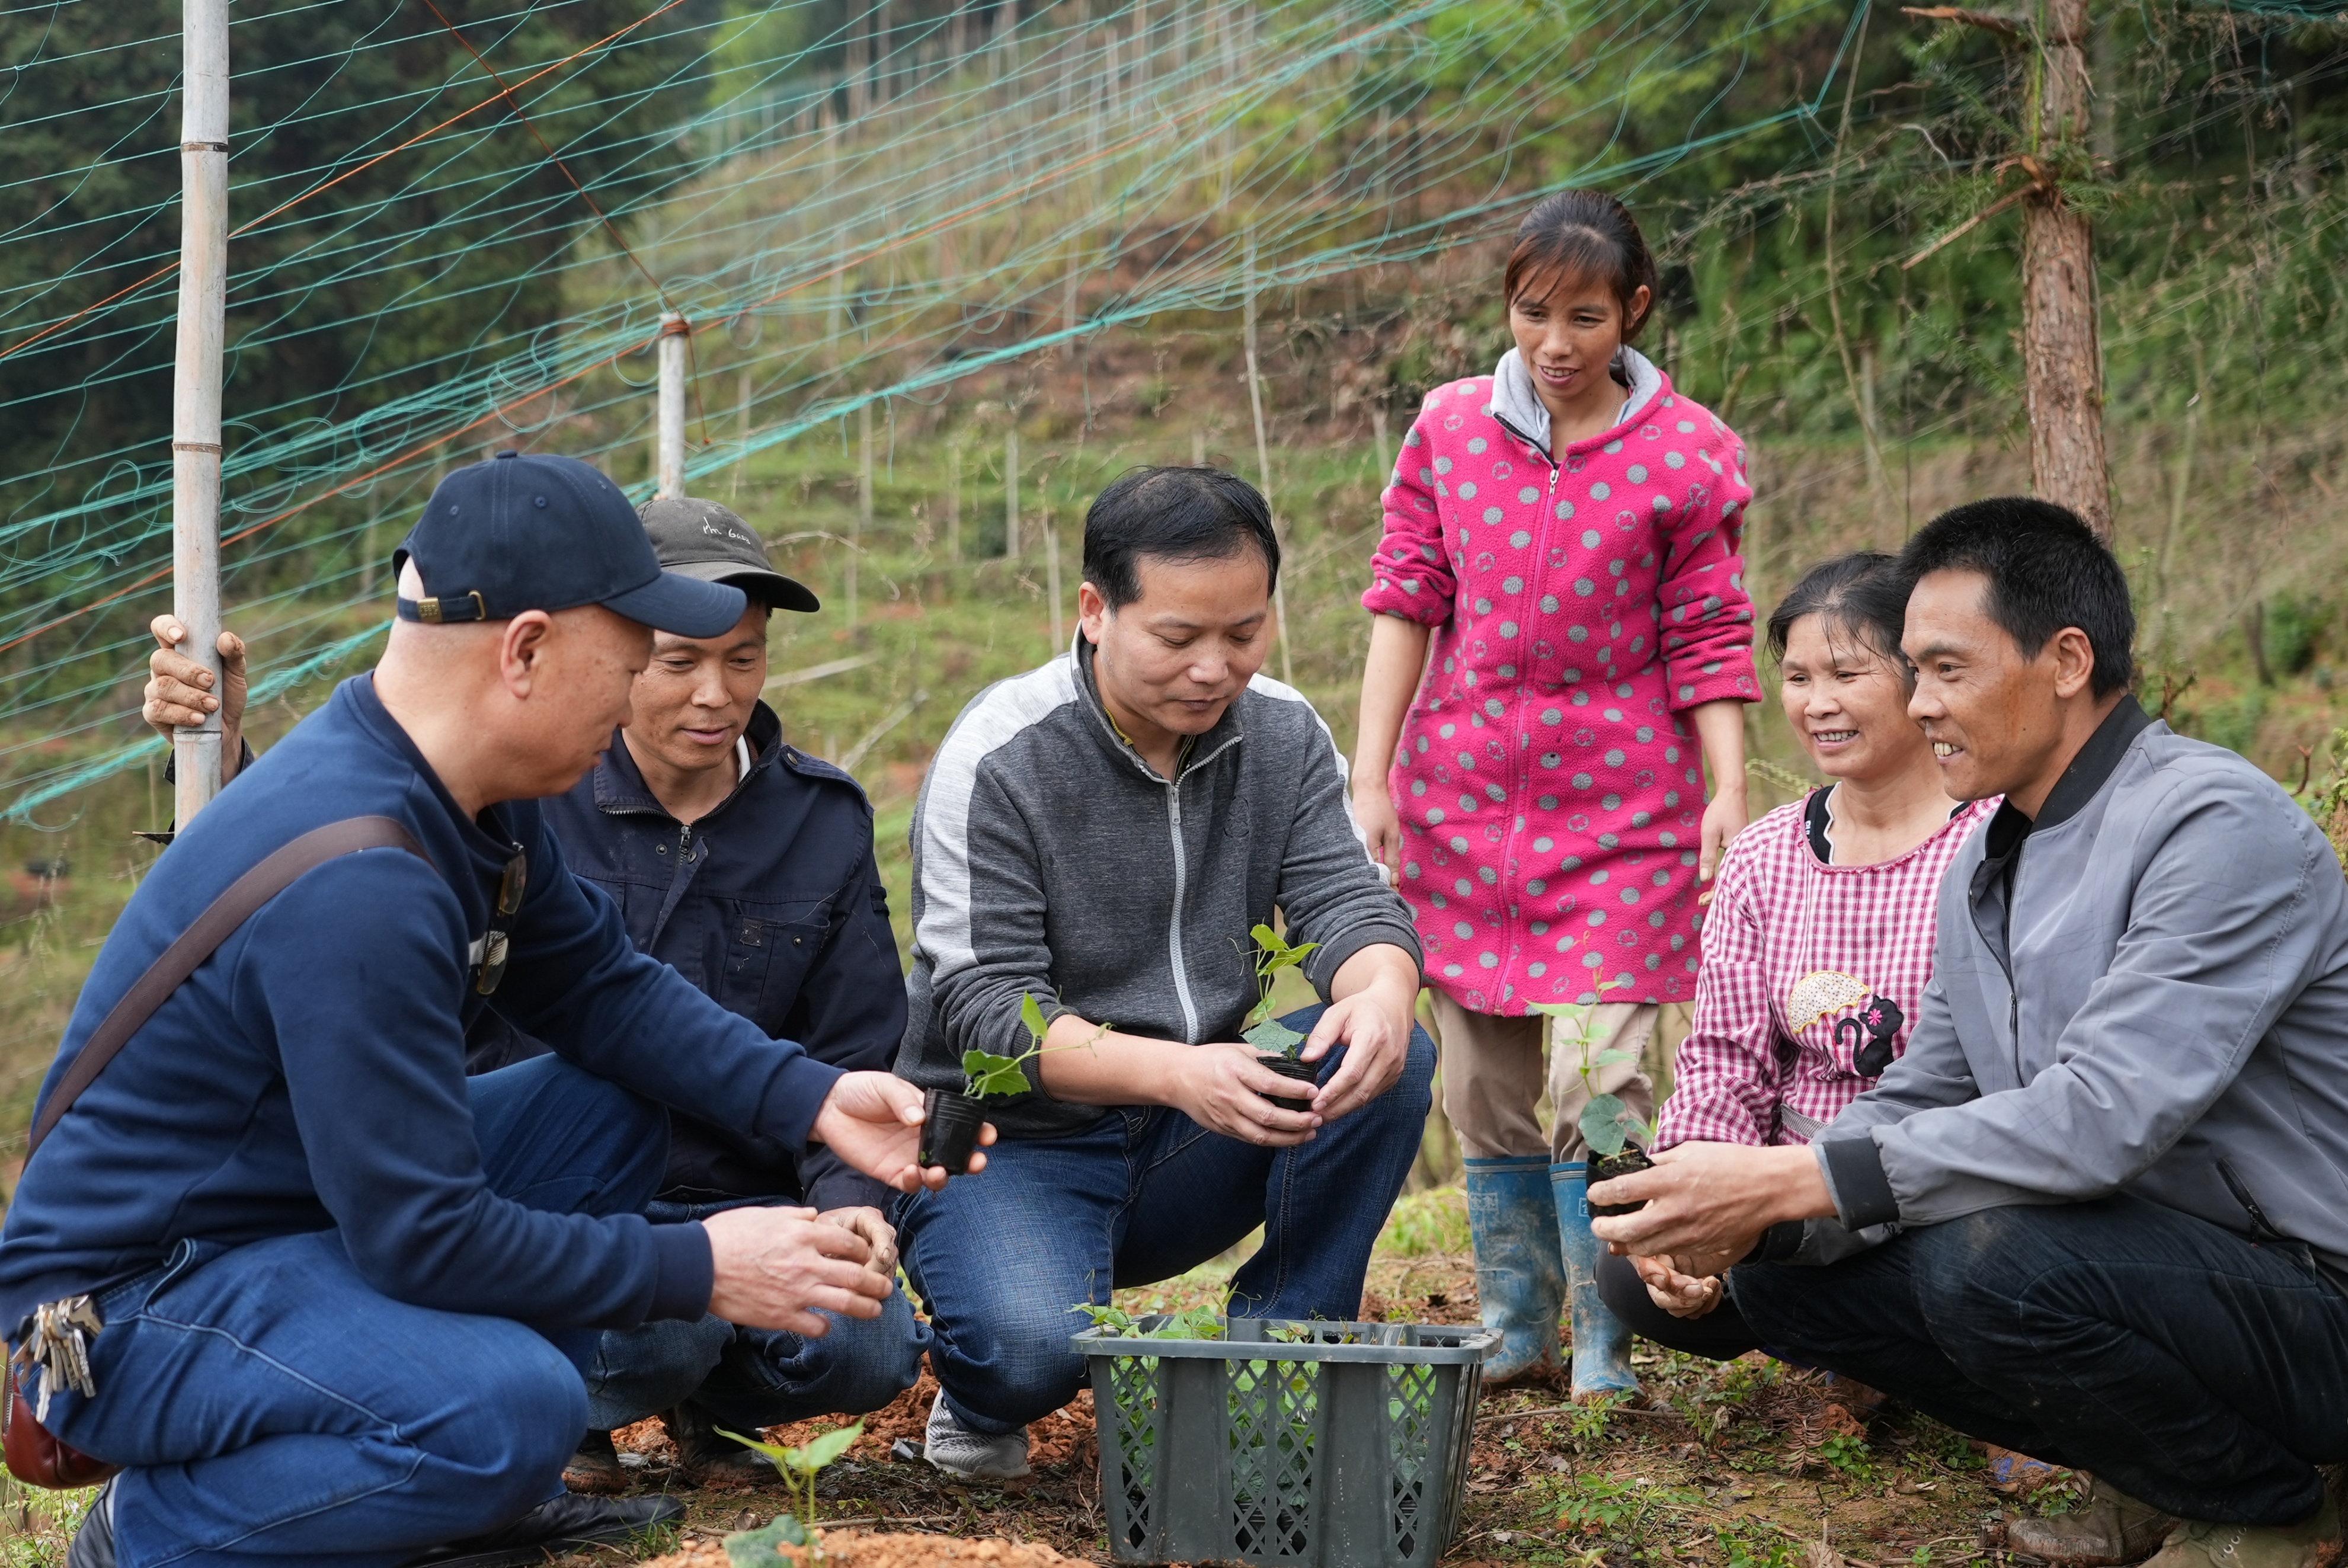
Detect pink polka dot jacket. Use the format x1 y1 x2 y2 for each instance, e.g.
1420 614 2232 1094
1362 347 1759 1012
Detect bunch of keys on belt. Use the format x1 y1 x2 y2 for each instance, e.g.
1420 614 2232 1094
15 1295 103 1420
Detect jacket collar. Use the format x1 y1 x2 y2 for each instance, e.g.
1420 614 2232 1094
1981 694 2155 859
1073 636 1245 783
1488 344 1664 456
343 673 519 860
591 700 784 821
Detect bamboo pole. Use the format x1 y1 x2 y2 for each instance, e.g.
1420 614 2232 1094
1003 424 1021 559
732 367 752 501
948 442 964 561
172 0 231 824
1243 238 1295 687
1045 503 1064 650
853 401 872 627
656 313 687 500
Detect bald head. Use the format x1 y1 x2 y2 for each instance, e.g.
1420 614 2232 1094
376 558 653 816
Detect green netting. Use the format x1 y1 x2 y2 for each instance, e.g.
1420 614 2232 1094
2 0 2342 822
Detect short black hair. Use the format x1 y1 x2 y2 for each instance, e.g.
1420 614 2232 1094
1767 551 1911 679
1896 497 2135 697
1082 466 1281 611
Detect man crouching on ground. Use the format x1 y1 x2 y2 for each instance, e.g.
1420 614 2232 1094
2 453 981 1568
1595 498 2348 1568
139 490 934 1497
891 465 1435 1480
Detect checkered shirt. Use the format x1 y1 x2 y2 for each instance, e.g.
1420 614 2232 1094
1653 791 1998 1149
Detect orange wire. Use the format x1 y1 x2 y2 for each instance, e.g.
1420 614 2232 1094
411 0 675 309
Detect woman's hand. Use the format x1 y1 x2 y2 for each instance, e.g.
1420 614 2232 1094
1687 699 1751 885
1700 784 1748 885
1351 780 1403 881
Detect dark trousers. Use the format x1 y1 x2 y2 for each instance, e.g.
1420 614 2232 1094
1594 1247 1763 1359
1731 1193 2348 1526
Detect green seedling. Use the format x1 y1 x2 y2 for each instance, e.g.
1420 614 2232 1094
1074 1301 1226 1339
719 1420 863 1565
1533 976 1648 1156
959 992 1109 1099
1239 923 1319 1056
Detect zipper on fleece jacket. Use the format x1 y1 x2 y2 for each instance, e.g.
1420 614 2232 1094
1491 412 1562 999
1165 782 1199 1043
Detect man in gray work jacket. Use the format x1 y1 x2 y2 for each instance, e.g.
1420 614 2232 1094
891 466 1434 1480
1592 498 2348 1568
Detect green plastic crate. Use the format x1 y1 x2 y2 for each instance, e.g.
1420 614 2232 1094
1069 1316 1499 1566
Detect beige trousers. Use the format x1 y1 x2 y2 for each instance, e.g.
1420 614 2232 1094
1429 993 1659 1164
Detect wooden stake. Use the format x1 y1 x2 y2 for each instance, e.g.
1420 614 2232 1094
1243 238 1295 687
853 401 872 628
1045 504 1064 651
948 442 963 561
656 313 687 500
732 367 752 500
1004 424 1021 559
359 495 380 600
172 0 231 824
2021 0 2110 538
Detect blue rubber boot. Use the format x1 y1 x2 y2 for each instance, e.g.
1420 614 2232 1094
1553 1162 1640 1402
1463 1157 1564 1384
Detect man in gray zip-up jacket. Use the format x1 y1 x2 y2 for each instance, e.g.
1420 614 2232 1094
1592 500 2348 1568
891 467 1433 1480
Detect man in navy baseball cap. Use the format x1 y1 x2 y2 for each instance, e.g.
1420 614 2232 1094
394 450 746 638
28 450 987 1568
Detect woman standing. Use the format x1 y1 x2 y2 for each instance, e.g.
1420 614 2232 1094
1352 191 1759 1399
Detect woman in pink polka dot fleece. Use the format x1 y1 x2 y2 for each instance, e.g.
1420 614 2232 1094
1351 191 1759 1399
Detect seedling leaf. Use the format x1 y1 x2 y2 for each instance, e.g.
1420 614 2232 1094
1019 991 1050 1045
1243 1018 1307 1055
794 1422 863 1472
725 1516 810 1568
961 1048 1033 1099
1580 1093 1632 1157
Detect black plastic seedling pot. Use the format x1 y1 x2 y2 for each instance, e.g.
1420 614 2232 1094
1258 1053 1320 1112
1586 1144 1654 1217
920 1088 987 1173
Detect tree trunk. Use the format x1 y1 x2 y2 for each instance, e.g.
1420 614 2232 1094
2022 0 2111 539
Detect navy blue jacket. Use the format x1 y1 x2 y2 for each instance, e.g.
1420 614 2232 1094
0 676 844 1332
469 701 904 1212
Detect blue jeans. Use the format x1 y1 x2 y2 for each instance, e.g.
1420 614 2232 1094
38 1057 672 1568
586 1198 930 1432
894 1007 1434 1434
1732 1192 2348 1526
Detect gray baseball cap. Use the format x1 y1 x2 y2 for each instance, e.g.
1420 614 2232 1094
636 496 820 615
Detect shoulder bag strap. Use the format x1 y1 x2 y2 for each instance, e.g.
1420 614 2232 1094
25 815 430 1159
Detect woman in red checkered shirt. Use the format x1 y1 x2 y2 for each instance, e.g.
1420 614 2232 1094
1595 552 1994 1355
1590 555 2058 1490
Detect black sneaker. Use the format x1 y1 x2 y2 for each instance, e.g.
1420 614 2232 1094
65 1480 115 1568
399 1493 686 1568
663 1399 781 1488
560 1428 628 1496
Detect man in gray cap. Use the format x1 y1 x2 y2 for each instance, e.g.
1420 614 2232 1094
140 485 935 1501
